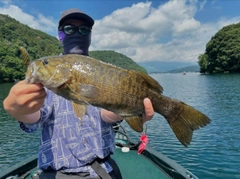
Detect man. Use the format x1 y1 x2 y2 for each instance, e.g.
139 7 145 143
3 8 154 179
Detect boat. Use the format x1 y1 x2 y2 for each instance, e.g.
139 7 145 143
0 124 198 179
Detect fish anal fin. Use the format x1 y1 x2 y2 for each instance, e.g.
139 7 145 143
72 102 87 120
124 116 144 132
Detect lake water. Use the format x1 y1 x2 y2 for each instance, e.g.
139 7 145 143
0 73 240 179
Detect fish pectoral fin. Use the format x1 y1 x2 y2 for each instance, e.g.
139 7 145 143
124 116 144 132
79 84 98 99
72 102 87 120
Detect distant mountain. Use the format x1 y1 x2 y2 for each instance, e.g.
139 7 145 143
166 65 200 73
138 61 196 73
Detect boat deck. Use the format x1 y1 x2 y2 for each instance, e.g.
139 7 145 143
0 125 196 179
0 149 171 179
113 147 170 179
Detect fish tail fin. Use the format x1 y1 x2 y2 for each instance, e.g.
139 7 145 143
156 97 210 146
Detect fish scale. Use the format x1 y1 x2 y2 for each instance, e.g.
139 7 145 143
22 51 211 147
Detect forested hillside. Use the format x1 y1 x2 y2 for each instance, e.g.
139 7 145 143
0 14 146 82
198 22 240 74
89 50 146 73
0 14 62 82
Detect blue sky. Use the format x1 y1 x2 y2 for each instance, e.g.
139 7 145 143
1 0 240 64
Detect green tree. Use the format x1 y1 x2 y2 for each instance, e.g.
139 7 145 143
198 54 208 74
201 22 240 74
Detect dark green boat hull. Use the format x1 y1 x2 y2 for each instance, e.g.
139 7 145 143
0 126 198 179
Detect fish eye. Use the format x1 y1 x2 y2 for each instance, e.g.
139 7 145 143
42 59 49 65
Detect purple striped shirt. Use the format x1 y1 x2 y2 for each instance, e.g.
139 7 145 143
20 89 115 177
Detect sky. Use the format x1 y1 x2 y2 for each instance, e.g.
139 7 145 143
0 0 240 64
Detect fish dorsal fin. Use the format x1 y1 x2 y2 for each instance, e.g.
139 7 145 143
133 71 163 94
72 102 88 120
19 46 31 67
124 116 144 132
79 84 98 99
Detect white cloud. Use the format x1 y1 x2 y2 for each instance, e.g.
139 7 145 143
199 0 207 11
1 0 240 63
91 0 240 63
0 4 56 33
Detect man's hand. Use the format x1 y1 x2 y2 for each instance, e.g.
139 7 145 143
3 80 46 123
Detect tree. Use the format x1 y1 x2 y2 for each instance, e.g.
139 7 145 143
200 22 240 74
198 54 208 74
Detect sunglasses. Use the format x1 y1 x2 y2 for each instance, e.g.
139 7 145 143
60 25 91 36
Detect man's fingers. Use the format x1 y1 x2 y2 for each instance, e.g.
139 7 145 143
22 83 44 94
143 98 154 122
144 98 154 117
15 81 44 95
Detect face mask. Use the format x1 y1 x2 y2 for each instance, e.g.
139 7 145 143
58 31 91 56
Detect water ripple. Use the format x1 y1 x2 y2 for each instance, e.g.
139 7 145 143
1 74 240 178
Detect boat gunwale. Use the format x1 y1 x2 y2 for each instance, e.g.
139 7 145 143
0 126 198 179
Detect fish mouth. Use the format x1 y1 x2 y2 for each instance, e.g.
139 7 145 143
25 75 40 84
25 62 40 84
25 61 70 89
25 72 69 89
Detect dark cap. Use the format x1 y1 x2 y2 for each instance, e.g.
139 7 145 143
58 8 94 28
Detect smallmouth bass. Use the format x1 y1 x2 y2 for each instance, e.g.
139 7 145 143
25 54 210 146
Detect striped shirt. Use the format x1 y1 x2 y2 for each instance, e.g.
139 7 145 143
20 89 115 177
